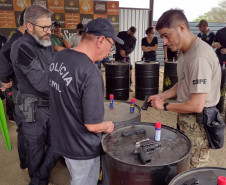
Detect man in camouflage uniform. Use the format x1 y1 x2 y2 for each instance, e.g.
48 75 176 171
148 9 221 168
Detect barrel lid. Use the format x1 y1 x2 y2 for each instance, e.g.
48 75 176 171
165 61 178 64
135 61 159 65
102 122 191 166
106 61 129 65
104 101 141 122
169 167 226 185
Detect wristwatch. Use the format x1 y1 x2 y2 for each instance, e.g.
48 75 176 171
163 103 169 111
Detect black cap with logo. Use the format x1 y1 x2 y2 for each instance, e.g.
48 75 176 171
84 18 124 45
53 21 61 27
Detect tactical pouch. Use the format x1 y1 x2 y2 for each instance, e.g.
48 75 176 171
203 107 225 149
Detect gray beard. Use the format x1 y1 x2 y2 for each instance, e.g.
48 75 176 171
33 34 52 47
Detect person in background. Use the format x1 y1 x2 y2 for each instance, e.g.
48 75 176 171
50 21 72 52
141 26 158 61
97 56 109 71
49 17 120 185
0 34 7 49
149 9 221 168
115 26 136 62
69 23 84 47
212 26 226 66
0 9 27 170
0 33 7 101
164 45 178 61
197 20 215 46
11 5 59 184
115 26 137 92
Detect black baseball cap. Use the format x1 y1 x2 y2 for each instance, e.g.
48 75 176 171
53 21 61 27
76 23 84 29
84 18 124 45
196 20 208 27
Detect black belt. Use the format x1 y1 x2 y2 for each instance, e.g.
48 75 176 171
37 99 49 107
17 91 49 107
182 106 216 124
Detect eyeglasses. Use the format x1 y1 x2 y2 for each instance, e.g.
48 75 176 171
28 21 53 32
105 37 115 52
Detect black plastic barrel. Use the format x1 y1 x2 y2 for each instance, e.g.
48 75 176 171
169 167 226 185
163 62 178 92
135 61 159 100
105 62 130 101
104 101 141 128
102 122 191 185
217 68 226 113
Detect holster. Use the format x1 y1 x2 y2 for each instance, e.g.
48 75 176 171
16 91 49 122
202 107 225 149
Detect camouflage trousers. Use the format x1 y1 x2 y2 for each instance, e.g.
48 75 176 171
178 114 209 168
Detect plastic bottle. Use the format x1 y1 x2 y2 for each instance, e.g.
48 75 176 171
173 57 175 62
111 59 114 65
155 122 161 142
142 57 145 62
223 61 226 69
218 176 226 185
130 98 135 113
124 57 126 64
110 94 114 109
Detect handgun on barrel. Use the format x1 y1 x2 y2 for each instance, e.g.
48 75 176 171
141 96 152 110
134 142 162 164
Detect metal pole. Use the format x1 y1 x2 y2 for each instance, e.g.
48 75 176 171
149 0 154 26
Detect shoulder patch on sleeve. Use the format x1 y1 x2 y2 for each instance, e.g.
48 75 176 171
17 44 37 66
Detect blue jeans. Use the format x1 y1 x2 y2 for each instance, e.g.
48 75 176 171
64 156 100 185
97 57 109 70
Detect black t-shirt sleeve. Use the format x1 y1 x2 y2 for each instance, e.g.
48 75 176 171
126 37 136 55
208 32 215 45
115 32 123 50
82 69 104 124
153 37 158 45
141 37 146 46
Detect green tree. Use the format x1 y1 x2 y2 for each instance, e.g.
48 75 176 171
195 0 226 22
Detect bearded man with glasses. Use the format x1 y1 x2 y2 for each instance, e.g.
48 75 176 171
10 5 59 185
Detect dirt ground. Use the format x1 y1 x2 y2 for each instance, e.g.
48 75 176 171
0 67 226 185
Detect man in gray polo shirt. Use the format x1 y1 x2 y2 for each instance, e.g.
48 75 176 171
148 9 221 168
49 18 124 185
